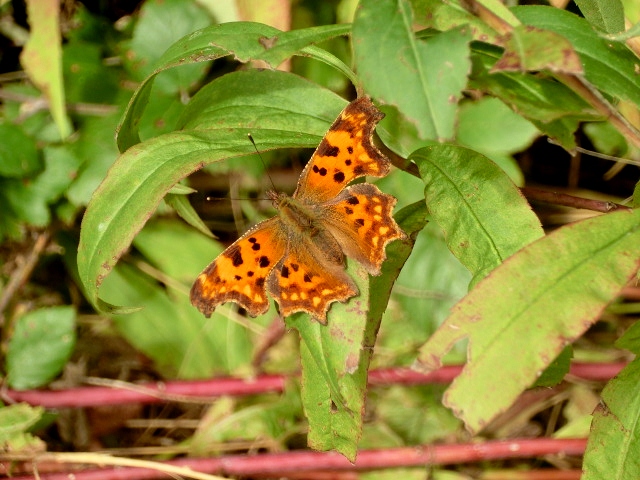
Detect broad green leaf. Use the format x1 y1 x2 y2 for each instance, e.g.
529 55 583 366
78 72 347 312
117 22 352 151
457 97 538 184
7 306 76 390
0 123 41 178
289 201 426 461
513 6 640 107
415 209 640 433
102 262 254 378
176 70 346 132
492 25 583 74
583 358 640 478
575 0 625 33
20 0 72 139
353 0 471 141
122 0 212 87
413 144 543 285
133 219 218 282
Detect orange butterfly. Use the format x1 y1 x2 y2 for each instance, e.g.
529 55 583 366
190 96 405 323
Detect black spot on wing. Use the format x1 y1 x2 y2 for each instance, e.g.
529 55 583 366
317 139 340 157
312 165 328 176
226 245 243 266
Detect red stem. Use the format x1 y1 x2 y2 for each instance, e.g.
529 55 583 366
4 362 625 409
3 438 587 480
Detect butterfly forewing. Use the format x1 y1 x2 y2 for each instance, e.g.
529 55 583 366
293 96 389 203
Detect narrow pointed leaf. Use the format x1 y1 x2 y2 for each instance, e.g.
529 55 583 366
583 358 640 478
415 209 640 433
290 202 426 460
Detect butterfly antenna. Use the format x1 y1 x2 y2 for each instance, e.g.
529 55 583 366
248 133 278 193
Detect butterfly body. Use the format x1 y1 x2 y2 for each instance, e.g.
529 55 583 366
191 96 405 323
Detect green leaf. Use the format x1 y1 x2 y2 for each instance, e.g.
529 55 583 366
164 193 213 238
415 209 640 433
20 0 72 139
0 403 44 443
289 201 426 460
469 43 596 151
78 72 346 312
116 21 352 151
456 97 538 184
615 320 640 354
513 6 640 107
67 113 122 206
123 0 212 87
583 121 629 157
575 0 625 33
0 145 82 227
533 345 572 387
412 0 500 43
0 123 41 178
7 306 76 390
101 258 255 378
353 0 471 141
413 144 543 285
190 393 302 455
583 358 640 478
492 25 583 74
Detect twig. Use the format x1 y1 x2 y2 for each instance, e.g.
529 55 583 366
4 362 625 409
0 230 50 327
0 438 587 480
521 187 631 213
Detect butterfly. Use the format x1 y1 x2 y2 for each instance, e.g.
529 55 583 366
190 96 405 324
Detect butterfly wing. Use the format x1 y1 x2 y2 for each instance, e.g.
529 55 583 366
319 183 405 275
293 96 390 203
191 218 287 318
267 240 357 324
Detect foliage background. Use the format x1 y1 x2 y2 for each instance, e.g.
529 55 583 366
1 0 640 478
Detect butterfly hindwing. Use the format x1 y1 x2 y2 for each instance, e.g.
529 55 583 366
320 183 405 275
190 218 286 317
